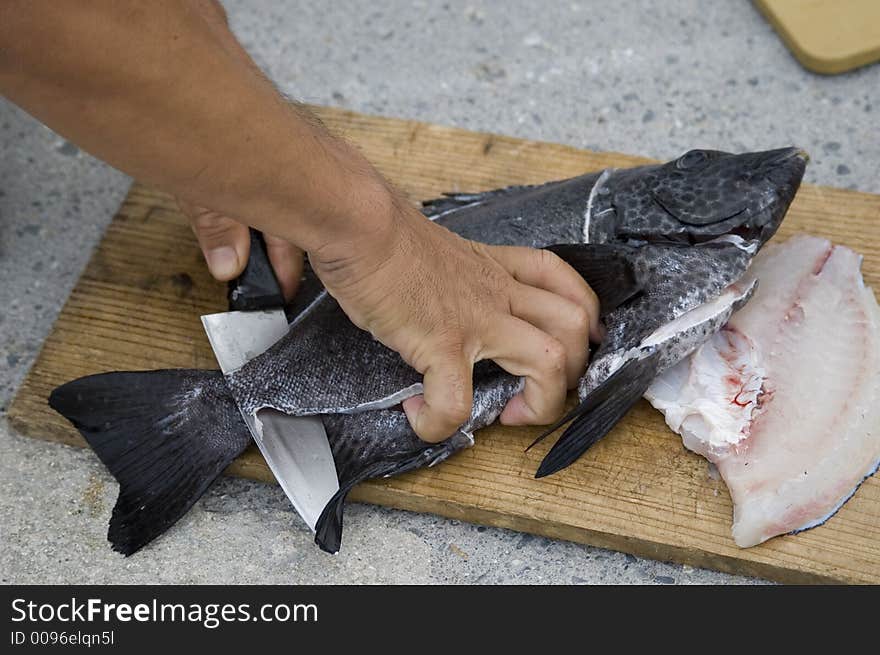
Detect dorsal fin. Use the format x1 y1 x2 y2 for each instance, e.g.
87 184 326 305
421 183 543 219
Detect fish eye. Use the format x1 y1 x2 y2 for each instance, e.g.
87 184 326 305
677 150 708 170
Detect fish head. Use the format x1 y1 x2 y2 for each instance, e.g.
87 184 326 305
590 147 807 248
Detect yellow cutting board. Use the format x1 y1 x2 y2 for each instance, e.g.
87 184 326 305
8 106 880 583
755 0 880 74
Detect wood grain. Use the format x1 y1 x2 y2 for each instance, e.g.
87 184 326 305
8 106 880 584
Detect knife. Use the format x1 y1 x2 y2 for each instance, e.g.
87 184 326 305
201 229 340 531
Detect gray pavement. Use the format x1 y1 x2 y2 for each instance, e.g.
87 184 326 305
2 0 877 584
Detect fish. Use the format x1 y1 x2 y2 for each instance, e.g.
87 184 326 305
48 147 807 555
645 234 880 547
530 241 759 477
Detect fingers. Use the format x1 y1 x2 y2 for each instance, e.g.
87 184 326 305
263 232 304 301
402 346 473 443
491 246 602 342
481 316 568 426
508 283 590 388
180 200 304 298
184 204 250 281
401 244 602 438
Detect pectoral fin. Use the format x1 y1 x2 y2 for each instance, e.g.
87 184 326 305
546 243 642 313
533 350 661 478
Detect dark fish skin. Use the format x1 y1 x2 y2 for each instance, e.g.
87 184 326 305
48 147 807 555
586 148 805 246
426 147 805 248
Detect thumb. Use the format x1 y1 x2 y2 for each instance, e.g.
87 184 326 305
181 202 250 281
402 347 474 443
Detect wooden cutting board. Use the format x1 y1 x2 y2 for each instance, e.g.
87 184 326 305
8 106 880 584
754 0 880 74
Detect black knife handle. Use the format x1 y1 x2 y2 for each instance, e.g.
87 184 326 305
227 228 285 311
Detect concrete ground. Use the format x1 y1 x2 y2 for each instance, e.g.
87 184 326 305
1 0 877 584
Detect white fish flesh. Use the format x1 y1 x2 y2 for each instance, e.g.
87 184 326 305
645 234 880 547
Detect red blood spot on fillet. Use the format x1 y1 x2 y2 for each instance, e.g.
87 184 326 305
812 244 834 275
725 375 740 387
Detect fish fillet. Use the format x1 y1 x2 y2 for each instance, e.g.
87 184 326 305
645 234 880 547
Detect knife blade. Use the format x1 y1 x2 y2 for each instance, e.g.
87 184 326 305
201 228 339 531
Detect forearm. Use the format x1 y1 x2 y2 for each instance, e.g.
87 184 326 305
0 0 390 252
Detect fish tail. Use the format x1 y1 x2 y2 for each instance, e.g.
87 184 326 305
49 369 251 556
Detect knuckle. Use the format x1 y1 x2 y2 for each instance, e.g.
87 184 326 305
582 287 600 315
538 248 563 271
189 210 218 230
526 404 550 425
567 303 592 334
467 239 492 259
262 232 287 247
433 334 468 362
192 213 234 238
536 403 563 424
482 268 513 299
441 332 467 353
521 391 562 425
442 395 472 426
541 338 567 373
416 425 446 444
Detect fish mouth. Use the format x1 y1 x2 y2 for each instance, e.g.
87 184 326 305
776 147 810 163
623 222 766 248
759 146 809 165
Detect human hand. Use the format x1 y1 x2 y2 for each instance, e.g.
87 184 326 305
310 190 601 443
178 200 304 301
